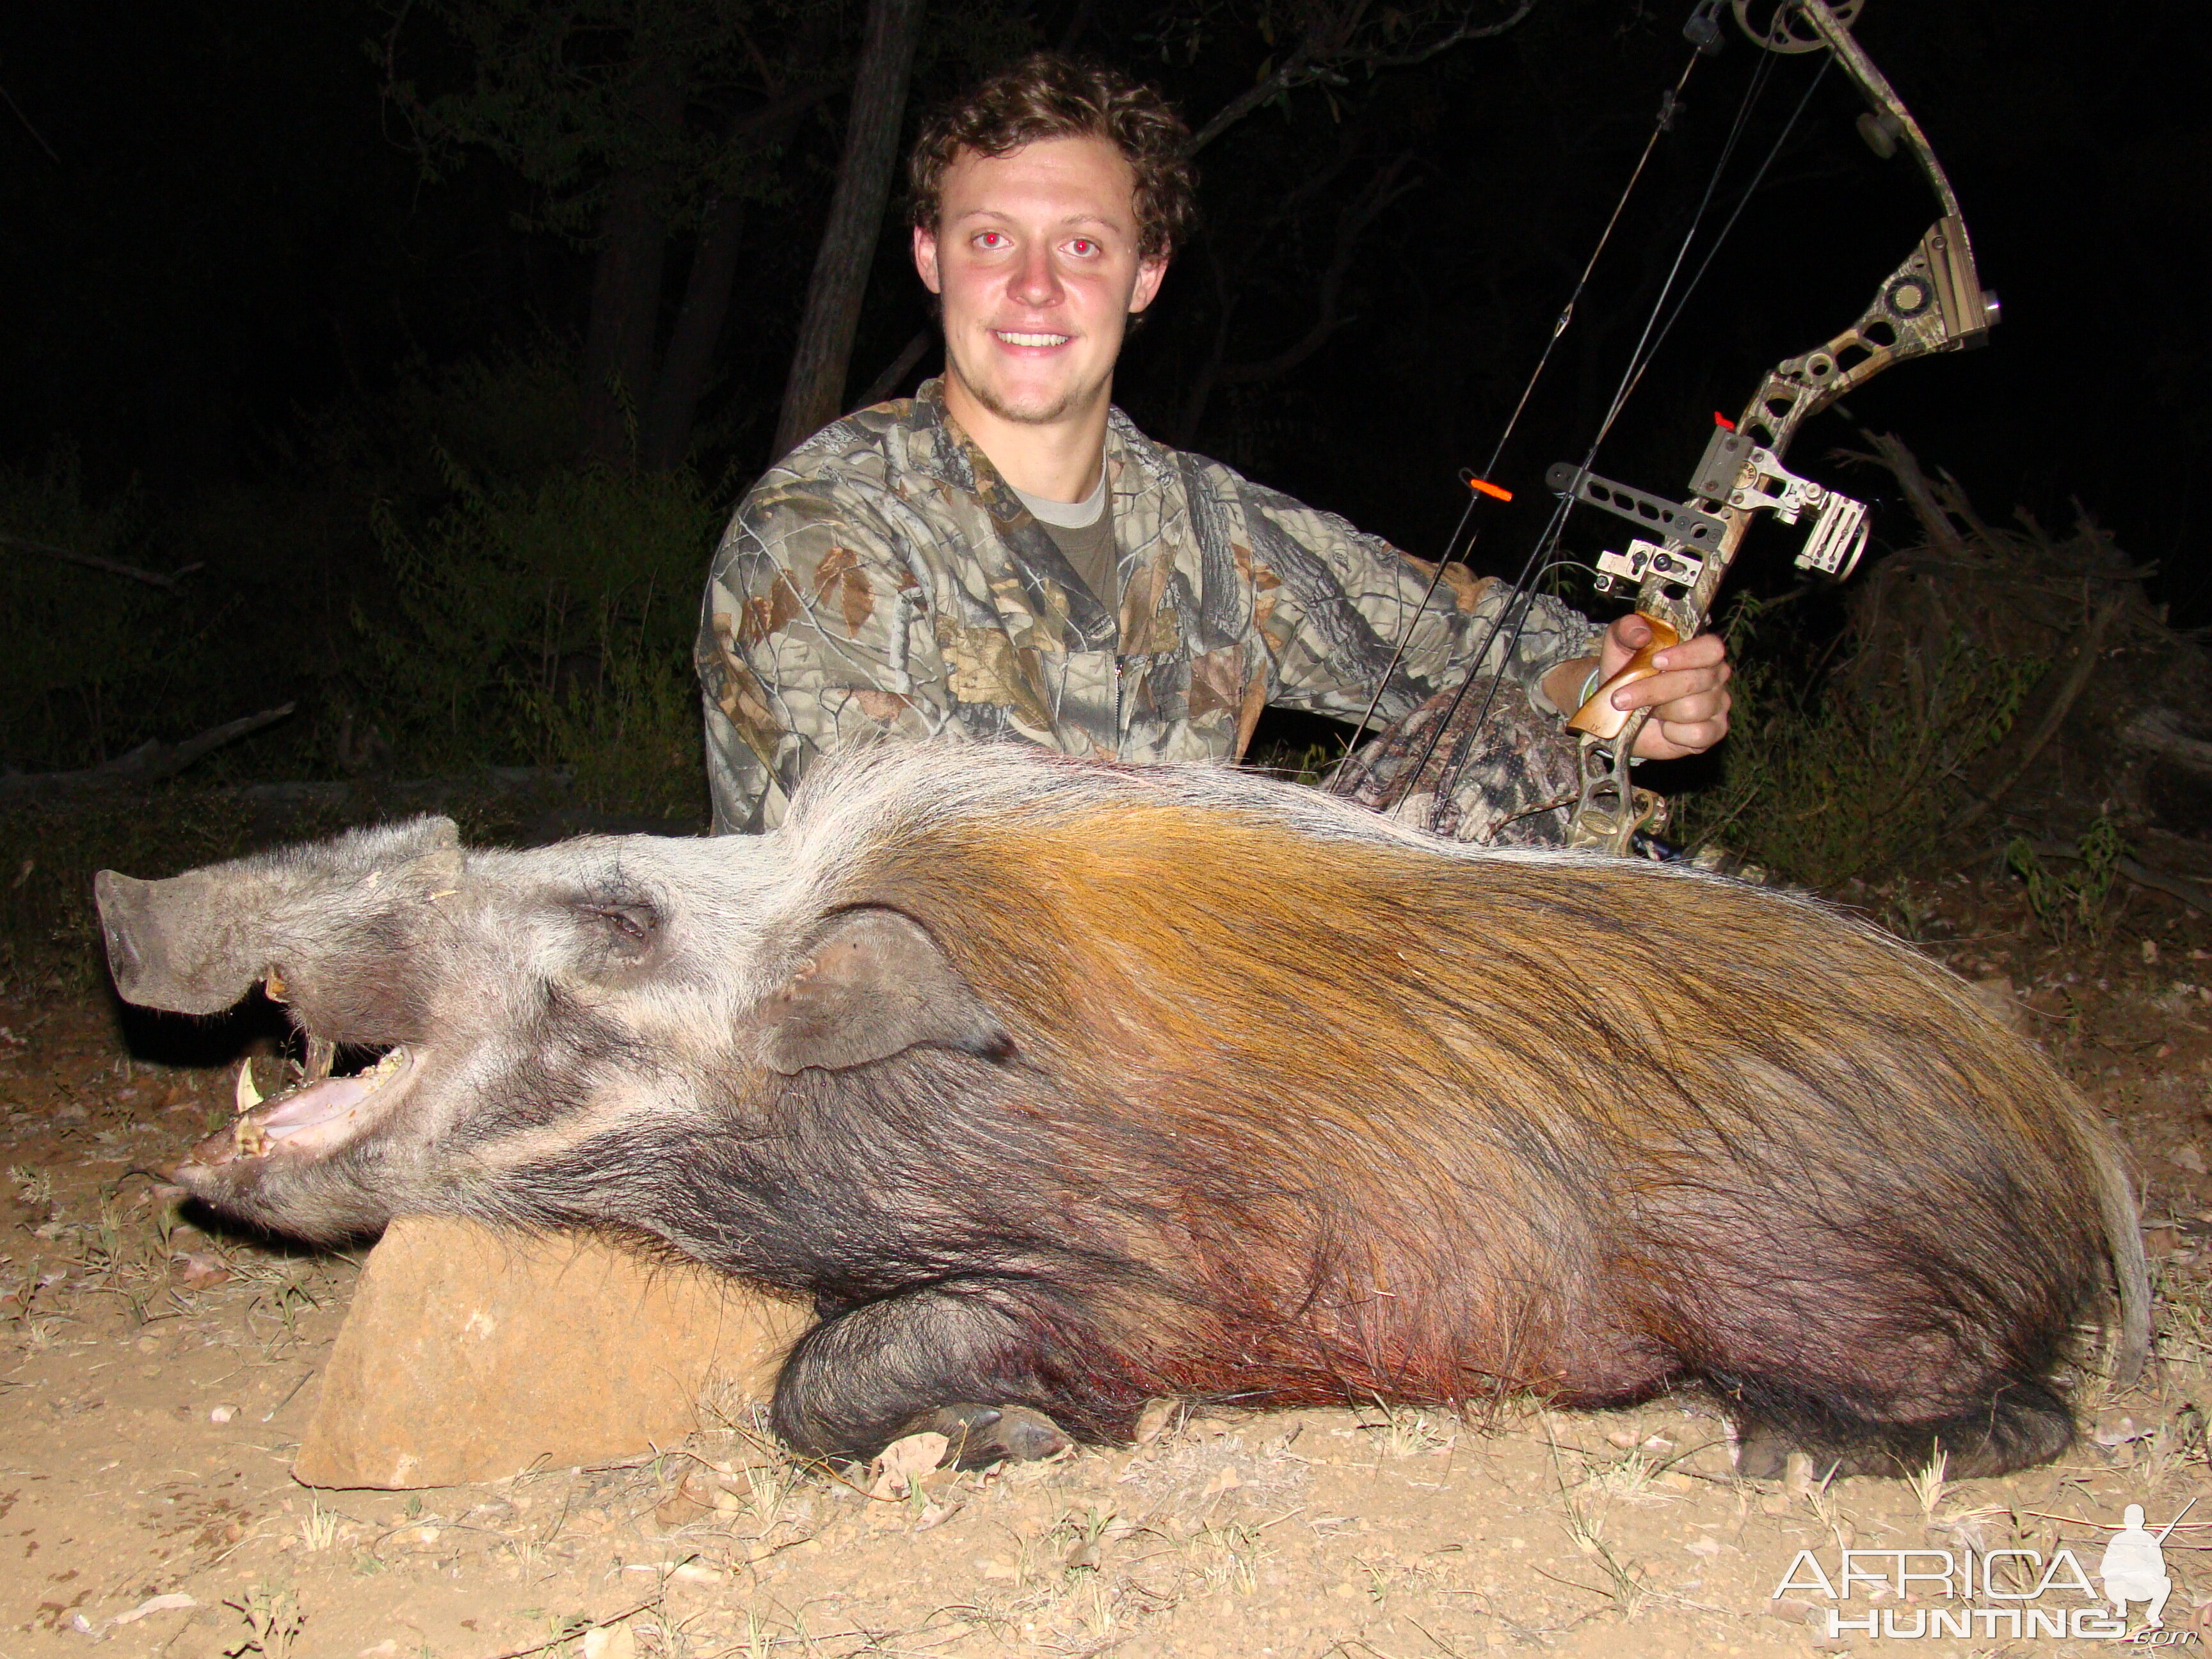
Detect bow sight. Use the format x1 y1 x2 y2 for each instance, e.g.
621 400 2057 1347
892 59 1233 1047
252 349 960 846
1559 0 2001 854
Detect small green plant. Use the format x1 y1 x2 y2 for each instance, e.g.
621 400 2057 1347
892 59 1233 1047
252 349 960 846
1883 881 1937 942
300 1502 343 1552
223 1585 303 1659
359 448 717 822
7 1164 53 1206
1905 1446 1950 1524
1243 738 1335 786
1672 597 2045 889
512 605 708 823
1053 1502 1118 1576
1546 1425 1651 1618
0 447 164 771
2007 814 2126 945
1361 1401 1455 1459
1192 1519 1264 1594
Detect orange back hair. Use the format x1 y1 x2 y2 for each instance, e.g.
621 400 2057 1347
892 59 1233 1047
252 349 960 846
826 785 2113 1405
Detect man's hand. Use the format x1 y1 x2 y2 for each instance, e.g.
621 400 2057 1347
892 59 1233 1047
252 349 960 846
1601 614 1731 760
1546 615 1733 761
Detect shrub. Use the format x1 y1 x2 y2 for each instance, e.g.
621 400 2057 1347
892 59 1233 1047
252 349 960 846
0 449 181 772
1670 590 2046 890
361 453 719 797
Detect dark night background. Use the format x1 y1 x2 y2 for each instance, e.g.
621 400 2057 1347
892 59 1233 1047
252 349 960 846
2 0 2206 798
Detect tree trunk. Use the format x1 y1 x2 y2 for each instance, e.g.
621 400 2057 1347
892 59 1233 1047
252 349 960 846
636 75 846 472
771 0 926 461
582 62 685 467
640 192 746 471
581 171 669 463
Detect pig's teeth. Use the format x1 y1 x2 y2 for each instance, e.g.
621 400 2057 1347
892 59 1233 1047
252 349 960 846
253 1046 417 1151
307 1036 336 1082
355 1049 403 1094
234 1061 262 1112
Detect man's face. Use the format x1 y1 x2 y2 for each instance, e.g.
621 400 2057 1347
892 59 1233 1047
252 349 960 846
915 134 1167 431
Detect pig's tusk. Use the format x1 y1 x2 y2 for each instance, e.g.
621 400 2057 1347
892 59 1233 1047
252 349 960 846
306 1036 335 1082
264 966 287 1001
235 1060 262 1113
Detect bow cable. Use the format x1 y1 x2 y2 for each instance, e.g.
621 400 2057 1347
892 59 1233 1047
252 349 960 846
1327 44 1708 780
1612 55 1832 437
1395 8 1824 800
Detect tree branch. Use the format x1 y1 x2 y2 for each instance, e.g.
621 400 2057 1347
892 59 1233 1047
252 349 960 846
0 77 62 166
1947 591 2124 835
0 530 200 593
1836 429 1964 552
1191 42 1325 157
853 328 936 410
727 75 844 144
1190 1 1537 156
2015 840 2212 918
0 705 296 800
1344 0 1539 69
1218 153 1422 389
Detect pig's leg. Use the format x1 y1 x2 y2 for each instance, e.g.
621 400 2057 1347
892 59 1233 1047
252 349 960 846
1722 1368 2076 1480
771 1281 1114 1466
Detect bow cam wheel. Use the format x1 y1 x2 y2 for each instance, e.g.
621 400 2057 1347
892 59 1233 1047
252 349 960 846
1731 0 1863 52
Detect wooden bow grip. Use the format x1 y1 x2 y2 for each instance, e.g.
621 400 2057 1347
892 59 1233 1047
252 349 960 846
1567 614 1681 741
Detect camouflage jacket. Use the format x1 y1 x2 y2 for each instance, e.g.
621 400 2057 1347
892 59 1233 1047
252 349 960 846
697 380 1599 832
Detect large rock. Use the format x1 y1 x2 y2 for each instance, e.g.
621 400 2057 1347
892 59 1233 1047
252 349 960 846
293 1215 808 1488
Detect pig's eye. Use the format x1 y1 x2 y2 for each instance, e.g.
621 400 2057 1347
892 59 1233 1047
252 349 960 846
579 901 660 950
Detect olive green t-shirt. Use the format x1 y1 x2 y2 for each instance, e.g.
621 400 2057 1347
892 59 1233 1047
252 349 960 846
1012 474 1116 614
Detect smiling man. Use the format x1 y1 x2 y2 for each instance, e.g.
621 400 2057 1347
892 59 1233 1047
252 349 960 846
697 53 1730 837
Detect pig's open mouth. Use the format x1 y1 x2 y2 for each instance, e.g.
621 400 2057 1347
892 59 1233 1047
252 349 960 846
180 1043 422 1174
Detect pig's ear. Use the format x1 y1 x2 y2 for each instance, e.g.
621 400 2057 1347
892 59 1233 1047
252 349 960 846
408 817 463 876
759 907 1013 1075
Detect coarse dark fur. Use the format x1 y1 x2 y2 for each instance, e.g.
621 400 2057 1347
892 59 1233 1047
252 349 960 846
94 743 2151 1477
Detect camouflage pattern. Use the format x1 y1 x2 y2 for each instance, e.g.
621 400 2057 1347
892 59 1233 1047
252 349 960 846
1327 677 1588 847
698 378 1599 833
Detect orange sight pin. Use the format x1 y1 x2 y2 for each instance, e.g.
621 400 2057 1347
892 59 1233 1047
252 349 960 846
1466 477 1513 502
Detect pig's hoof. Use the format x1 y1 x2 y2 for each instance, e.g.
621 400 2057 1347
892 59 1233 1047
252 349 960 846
1733 1426 1793 1480
1734 1429 1858 1482
904 1403 1070 1468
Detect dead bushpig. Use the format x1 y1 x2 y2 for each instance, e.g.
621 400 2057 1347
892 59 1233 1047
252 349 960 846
95 744 2149 1477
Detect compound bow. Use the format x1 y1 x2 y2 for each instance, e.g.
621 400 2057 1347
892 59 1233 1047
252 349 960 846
1546 0 2000 853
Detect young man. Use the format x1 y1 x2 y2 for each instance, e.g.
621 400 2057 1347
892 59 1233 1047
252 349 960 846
697 54 1729 836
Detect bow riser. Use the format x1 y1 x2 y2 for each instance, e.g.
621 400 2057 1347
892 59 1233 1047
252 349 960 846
1598 212 1995 652
1738 213 1994 459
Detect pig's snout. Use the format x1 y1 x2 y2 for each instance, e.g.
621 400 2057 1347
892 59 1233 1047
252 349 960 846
94 870 149 991
94 867 262 1015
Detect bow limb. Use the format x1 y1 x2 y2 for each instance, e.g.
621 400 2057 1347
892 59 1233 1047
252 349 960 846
1733 1 1998 453
1797 0 1958 219
1678 1 1998 605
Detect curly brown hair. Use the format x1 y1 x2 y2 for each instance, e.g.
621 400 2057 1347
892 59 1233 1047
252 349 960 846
908 53 1196 262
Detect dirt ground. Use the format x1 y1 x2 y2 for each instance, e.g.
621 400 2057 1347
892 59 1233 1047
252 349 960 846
3 870 2210 1659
